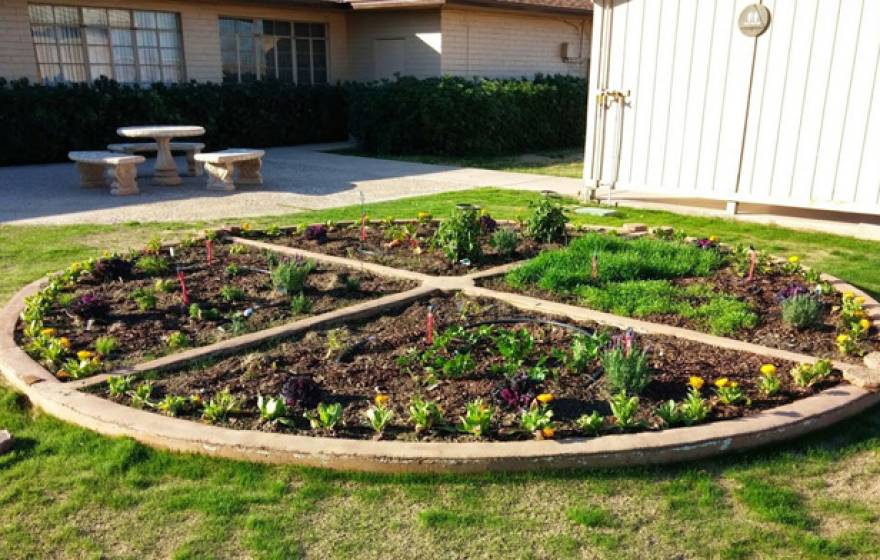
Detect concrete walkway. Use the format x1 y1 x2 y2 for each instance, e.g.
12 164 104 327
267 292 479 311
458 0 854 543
0 143 581 225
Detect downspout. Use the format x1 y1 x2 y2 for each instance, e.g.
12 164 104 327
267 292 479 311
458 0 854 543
583 0 613 201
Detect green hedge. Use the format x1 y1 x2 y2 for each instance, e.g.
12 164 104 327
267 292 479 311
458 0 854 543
0 78 348 166
347 75 587 156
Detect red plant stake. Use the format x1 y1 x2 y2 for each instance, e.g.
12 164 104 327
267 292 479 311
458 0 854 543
591 253 598 280
360 213 367 242
426 305 434 344
747 249 757 282
624 328 633 357
177 268 190 306
206 239 213 266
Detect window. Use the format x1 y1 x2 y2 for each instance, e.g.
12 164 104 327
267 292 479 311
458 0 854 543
28 4 184 84
219 17 327 85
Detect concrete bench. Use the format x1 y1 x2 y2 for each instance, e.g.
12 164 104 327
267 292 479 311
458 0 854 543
107 141 206 176
194 148 265 191
68 151 145 196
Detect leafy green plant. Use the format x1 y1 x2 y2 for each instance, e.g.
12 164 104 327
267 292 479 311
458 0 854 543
525 198 568 243
62 354 103 379
459 399 493 437
679 388 711 425
135 255 169 276
131 287 157 311
157 395 188 417
758 371 782 397
189 303 221 321
576 411 604 435
202 389 240 423
432 206 482 262
609 392 640 430
257 395 288 422
130 381 154 409
364 402 394 434
600 340 651 396
228 243 247 255
790 359 833 388
107 375 132 398
225 263 241 277
145 236 162 255
781 294 824 330
519 401 554 436
154 278 175 293
408 396 443 433
656 400 681 428
440 352 475 378
290 292 312 315
305 402 344 431
713 378 748 405
494 328 534 375
564 331 609 373
343 275 361 292
490 228 519 257
220 285 246 303
271 259 315 295
94 335 117 358
166 331 189 351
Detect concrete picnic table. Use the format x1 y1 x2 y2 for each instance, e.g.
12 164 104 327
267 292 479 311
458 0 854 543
116 125 205 186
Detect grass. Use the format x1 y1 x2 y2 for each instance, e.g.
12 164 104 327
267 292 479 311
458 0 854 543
328 147 584 178
2 188 880 558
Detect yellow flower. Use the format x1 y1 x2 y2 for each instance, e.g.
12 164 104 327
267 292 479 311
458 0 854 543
689 377 705 391
541 427 556 439
837 334 851 343
242 223 251 231
715 377 730 388
59 337 70 349
854 296 866 305
708 235 719 243
860 319 871 330
40 327 56 337
76 350 93 361
788 255 800 264
843 291 855 300
416 211 432 221
374 394 390 407
760 364 777 377
536 393 554 404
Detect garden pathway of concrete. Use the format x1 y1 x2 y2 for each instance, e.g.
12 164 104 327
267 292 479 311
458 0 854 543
0 142 581 225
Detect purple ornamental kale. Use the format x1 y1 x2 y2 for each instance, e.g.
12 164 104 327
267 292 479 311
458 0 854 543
694 238 716 250
282 375 322 409
494 374 539 410
69 293 109 319
304 225 328 244
478 214 498 234
776 283 809 302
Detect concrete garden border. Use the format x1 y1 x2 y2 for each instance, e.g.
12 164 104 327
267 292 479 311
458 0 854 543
1 229 879 473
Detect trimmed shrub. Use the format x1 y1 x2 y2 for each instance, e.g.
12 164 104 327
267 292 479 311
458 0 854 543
347 75 587 156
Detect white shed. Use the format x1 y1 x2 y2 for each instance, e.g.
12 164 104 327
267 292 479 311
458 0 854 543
583 0 880 216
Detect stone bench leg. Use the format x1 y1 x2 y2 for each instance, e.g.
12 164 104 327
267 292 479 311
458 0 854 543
77 162 107 188
109 163 139 196
236 158 263 186
186 149 203 177
204 161 235 191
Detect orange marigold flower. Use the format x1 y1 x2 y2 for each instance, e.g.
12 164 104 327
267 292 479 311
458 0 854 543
40 327 56 337
541 427 556 439
58 337 71 349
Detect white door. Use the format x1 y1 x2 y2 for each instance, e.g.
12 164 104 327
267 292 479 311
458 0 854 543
374 38 405 80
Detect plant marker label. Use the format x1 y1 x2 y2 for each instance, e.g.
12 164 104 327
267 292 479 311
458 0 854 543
426 305 434 344
206 239 213 265
169 246 175 258
177 268 190 306
747 249 757 282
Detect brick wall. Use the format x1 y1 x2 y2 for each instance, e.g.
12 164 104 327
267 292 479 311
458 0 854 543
441 6 590 79
346 9 441 82
0 0 348 83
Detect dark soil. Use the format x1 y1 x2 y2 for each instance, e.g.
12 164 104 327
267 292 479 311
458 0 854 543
247 222 568 275
16 241 415 371
95 294 838 442
479 267 879 363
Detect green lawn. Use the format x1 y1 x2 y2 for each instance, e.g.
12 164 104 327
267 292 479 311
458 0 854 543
329 147 585 178
2 188 880 559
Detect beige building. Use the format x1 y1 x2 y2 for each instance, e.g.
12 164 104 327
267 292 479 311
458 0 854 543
0 0 592 85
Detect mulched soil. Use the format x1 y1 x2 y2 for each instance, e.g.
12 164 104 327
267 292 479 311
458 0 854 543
16 241 414 370
479 267 879 363
95 294 838 442
247 222 568 275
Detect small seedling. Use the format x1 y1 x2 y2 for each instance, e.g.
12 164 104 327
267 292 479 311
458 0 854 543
305 402 344 430
576 411 604 434
107 375 132 397
290 292 312 315
202 389 240 423
408 396 443 433
458 399 493 437
94 335 117 358
132 287 157 311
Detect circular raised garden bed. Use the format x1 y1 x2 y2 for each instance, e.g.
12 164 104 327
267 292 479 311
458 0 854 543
1 216 879 473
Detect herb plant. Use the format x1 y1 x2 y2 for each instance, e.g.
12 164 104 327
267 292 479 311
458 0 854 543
257 395 288 422
131 287 157 311
432 206 482 262
781 294 824 329
290 292 312 314
271 259 315 295
790 359 833 388
525 198 568 243
600 339 651 396
135 255 169 276
202 389 240 423
576 411 604 434
305 402 343 430
107 375 132 398
157 395 188 417
609 392 640 430
490 228 519 257
459 399 493 437
408 396 443 433
220 285 246 302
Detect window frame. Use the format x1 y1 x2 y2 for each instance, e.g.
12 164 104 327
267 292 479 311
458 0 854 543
218 16 328 85
28 3 186 85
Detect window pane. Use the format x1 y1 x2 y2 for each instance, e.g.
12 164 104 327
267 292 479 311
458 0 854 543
156 12 177 30
221 47 237 82
88 45 111 64
311 23 325 38
113 46 135 65
31 25 56 44
136 30 158 48
39 64 62 82
90 64 112 80
262 37 276 79
239 33 255 81
219 18 236 35
296 38 311 84
140 65 161 83
160 47 179 65
294 23 309 37
262 20 274 35
56 26 81 44
134 11 156 29
114 64 136 82
238 19 253 36
62 63 86 81
85 28 109 46
53 6 78 25
82 8 107 26
29 5 54 23
312 39 327 83
109 9 130 27
35 44 59 63
159 31 178 48
138 47 160 65
162 65 180 82
275 21 290 36
111 29 133 46
59 44 83 64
